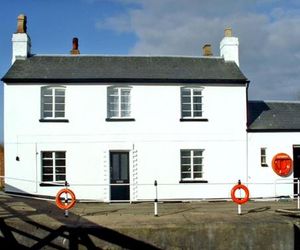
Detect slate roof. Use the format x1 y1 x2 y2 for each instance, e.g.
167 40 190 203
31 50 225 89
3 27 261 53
2 55 247 84
248 101 300 131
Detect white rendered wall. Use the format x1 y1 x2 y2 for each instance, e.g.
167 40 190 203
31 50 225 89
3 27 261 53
247 132 300 198
4 83 247 200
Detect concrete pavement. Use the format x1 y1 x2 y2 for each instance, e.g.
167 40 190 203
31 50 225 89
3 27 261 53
0 192 299 249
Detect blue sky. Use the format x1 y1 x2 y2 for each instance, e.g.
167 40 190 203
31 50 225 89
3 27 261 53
1 0 300 143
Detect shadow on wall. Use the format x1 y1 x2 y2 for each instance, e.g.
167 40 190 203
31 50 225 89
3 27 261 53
0 186 160 249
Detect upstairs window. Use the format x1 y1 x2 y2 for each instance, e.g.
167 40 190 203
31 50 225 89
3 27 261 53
41 86 65 119
181 87 203 118
41 151 66 182
107 87 131 119
181 149 204 180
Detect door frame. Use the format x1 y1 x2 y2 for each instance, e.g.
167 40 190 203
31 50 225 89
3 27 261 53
109 150 130 202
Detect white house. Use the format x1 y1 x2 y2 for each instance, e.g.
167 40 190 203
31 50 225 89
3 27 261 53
2 15 299 202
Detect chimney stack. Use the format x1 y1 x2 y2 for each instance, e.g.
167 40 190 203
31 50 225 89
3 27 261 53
203 44 213 56
70 37 80 55
220 28 239 66
12 14 31 64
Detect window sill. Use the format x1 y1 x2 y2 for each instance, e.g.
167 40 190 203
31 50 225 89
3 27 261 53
39 119 69 123
261 164 268 167
106 118 135 122
179 180 208 183
40 182 66 187
180 118 208 122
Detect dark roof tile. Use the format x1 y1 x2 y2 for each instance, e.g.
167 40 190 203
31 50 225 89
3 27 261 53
2 55 247 84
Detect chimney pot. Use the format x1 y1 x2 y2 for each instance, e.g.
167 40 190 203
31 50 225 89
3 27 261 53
203 44 213 56
17 14 27 33
70 37 80 55
224 28 232 37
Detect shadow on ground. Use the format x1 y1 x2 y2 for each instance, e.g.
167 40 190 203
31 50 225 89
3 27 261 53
0 191 160 249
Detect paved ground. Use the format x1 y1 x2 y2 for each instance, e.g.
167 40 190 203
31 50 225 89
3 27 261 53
0 192 299 249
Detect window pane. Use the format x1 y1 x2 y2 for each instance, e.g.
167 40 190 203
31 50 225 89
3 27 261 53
193 157 203 165
182 104 191 111
121 109 130 117
55 152 65 158
55 160 65 166
181 157 191 165
193 89 202 95
181 150 190 157
55 104 64 111
42 175 53 182
42 160 53 166
55 174 66 181
193 103 202 112
193 164 202 172
181 172 191 179
109 88 118 96
193 150 203 156
121 89 130 96
56 167 66 173
42 152 52 158
55 96 65 104
43 88 52 95
181 165 191 172
181 88 190 96
43 96 52 104
43 111 53 118
55 89 65 96
193 96 202 104
55 111 65 118
182 96 191 103
194 172 203 178
182 111 191 117
43 167 53 174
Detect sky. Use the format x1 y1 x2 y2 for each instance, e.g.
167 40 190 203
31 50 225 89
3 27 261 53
1 0 300 142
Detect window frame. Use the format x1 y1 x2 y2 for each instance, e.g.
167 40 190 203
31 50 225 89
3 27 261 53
41 151 66 183
40 86 67 121
261 147 268 167
180 149 206 182
107 86 134 120
181 87 204 119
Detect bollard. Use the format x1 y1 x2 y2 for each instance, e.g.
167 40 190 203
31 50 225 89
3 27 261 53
154 180 158 217
64 181 69 217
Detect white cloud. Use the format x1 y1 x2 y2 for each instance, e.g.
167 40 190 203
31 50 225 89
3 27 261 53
96 0 300 100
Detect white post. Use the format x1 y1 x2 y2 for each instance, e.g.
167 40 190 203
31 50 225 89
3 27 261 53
238 204 242 215
65 181 69 217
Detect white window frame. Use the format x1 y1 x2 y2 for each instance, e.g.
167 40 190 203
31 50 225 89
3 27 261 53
180 149 204 180
261 147 267 166
41 86 66 119
181 87 204 119
41 151 66 183
107 86 132 119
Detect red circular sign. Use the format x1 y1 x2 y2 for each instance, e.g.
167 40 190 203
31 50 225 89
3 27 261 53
272 153 293 177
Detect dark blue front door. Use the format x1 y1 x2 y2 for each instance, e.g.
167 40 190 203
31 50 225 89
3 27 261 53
110 152 130 201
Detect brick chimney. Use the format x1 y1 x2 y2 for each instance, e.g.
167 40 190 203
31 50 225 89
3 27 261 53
70 37 80 55
220 28 239 66
203 44 213 56
12 14 31 64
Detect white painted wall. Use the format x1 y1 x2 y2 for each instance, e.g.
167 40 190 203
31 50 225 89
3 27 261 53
247 132 299 198
4 83 247 200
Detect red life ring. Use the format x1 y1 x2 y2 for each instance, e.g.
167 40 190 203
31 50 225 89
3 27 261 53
272 153 293 177
231 184 250 204
55 188 76 210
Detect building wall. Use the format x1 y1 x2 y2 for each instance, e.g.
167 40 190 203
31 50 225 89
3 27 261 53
247 132 300 198
0 146 4 188
4 83 247 200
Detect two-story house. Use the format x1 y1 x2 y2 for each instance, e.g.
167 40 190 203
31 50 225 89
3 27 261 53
2 14 299 201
